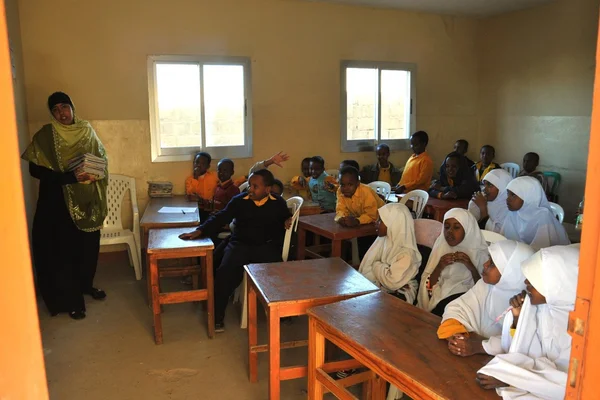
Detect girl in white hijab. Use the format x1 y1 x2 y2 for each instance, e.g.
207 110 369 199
476 245 579 399
359 203 422 304
501 176 569 250
439 240 535 357
468 169 513 232
417 208 489 316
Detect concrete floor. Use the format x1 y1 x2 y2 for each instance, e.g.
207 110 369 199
39 251 323 400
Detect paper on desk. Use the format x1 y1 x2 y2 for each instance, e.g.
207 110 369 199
157 206 197 214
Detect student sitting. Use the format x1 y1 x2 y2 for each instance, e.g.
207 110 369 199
501 177 569 250
335 166 384 227
453 139 475 168
468 169 513 232
439 240 535 356
359 203 422 304
290 157 312 200
327 160 360 193
395 131 434 194
185 152 219 208
212 159 240 211
519 152 549 194
308 156 337 212
248 151 290 175
359 143 402 186
417 208 488 317
429 152 479 200
473 145 501 183
179 169 292 332
476 245 579 399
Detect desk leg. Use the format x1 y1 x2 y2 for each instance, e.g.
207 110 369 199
150 256 163 345
331 239 342 258
146 251 151 307
205 250 214 339
297 227 306 260
248 279 258 383
372 375 387 400
308 317 325 400
268 306 281 400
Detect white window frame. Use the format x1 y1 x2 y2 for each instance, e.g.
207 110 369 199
147 55 253 163
340 60 417 153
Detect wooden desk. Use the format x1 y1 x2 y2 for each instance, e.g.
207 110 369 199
140 196 200 247
398 194 469 222
296 214 377 260
307 291 497 400
301 201 324 216
245 258 379 400
147 228 214 344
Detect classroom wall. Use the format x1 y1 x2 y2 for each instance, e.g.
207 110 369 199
18 0 480 213
477 0 598 219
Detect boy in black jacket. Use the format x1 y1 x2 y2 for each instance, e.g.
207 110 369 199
180 169 291 332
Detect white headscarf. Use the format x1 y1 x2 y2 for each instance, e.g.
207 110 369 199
442 240 533 339
478 245 579 399
417 208 489 312
359 203 421 293
501 176 570 250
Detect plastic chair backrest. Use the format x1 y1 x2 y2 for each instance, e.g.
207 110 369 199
103 174 137 232
482 230 506 244
500 162 521 179
325 169 339 178
414 219 442 248
400 189 429 219
282 196 304 262
239 181 249 192
543 172 562 200
549 202 564 224
367 181 391 199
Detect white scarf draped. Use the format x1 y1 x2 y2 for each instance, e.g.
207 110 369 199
468 169 513 232
478 245 579 399
500 177 570 250
442 240 534 340
417 208 489 312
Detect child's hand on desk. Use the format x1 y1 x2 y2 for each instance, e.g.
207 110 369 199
476 373 508 390
448 333 485 357
284 218 292 230
179 230 202 240
339 216 359 227
442 191 458 200
430 181 442 191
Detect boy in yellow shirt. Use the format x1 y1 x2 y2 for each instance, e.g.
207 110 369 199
395 131 434 194
185 152 219 208
335 166 385 227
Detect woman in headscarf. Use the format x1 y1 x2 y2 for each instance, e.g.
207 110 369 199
476 245 579 399
22 92 108 320
429 152 479 200
359 203 422 304
468 168 512 232
417 208 488 317
501 176 569 250
439 240 535 356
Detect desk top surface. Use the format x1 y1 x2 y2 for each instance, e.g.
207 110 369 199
297 213 377 240
148 227 213 253
140 196 200 227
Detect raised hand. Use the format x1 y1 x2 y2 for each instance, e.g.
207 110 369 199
269 151 290 168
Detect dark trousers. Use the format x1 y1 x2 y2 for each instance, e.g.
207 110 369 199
214 241 282 322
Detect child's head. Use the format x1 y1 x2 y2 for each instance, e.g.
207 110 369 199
505 176 545 212
338 166 360 198
410 131 428 155
482 180 500 201
506 190 524 211
340 159 360 171
309 156 325 179
480 145 496 166
483 240 533 287
376 144 390 167
375 216 387 237
301 157 311 178
525 279 547 305
482 257 502 285
217 158 234 182
522 152 540 173
443 217 465 247
444 152 462 179
271 179 284 196
247 169 274 201
453 139 469 156
193 152 211 178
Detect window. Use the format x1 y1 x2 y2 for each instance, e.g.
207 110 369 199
341 61 416 152
148 55 252 162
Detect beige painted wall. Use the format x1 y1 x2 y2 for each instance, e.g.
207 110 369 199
18 0 480 212
477 0 598 219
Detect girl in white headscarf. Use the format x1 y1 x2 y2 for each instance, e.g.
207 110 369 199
359 203 422 304
468 169 513 232
439 240 535 356
501 176 569 250
417 208 489 316
476 245 579 399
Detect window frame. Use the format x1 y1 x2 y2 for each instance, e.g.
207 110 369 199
340 60 417 153
147 55 253 163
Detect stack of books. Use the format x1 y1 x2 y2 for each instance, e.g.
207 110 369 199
68 153 106 180
148 181 173 198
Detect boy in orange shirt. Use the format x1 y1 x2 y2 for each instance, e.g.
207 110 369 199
185 152 219 211
395 131 434 194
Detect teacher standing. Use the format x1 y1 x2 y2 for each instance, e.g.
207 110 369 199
22 92 108 320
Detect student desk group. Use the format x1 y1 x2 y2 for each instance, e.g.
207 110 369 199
140 195 490 400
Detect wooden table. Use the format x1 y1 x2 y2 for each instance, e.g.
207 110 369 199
307 291 497 400
147 227 214 344
245 258 379 400
296 213 377 260
140 196 200 248
398 194 469 222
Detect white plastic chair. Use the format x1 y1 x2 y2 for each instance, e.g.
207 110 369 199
325 169 339 178
501 162 521 179
482 230 506 244
400 189 429 219
100 174 142 280
239 181 249 192
549 202 564 223
367 181 392 199
237 196 304 328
